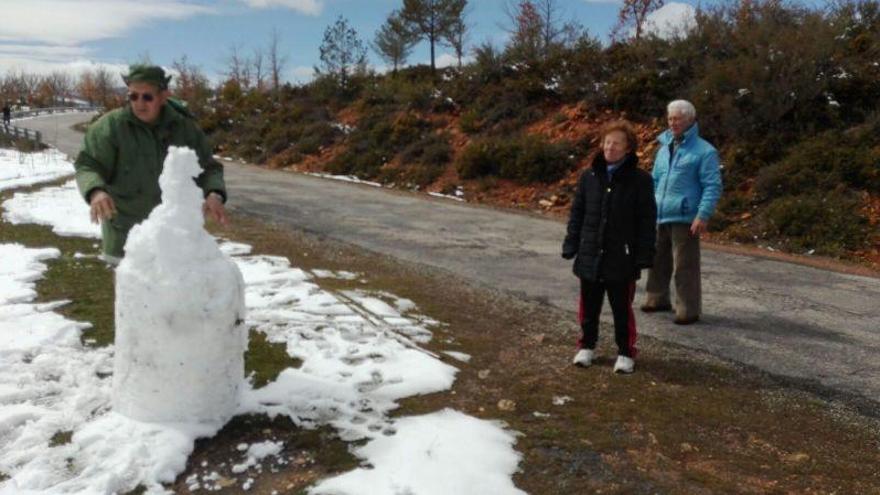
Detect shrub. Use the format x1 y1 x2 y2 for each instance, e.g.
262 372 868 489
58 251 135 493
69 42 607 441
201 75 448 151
760 191 869 255
326 148 385 179
389 113 431 148
459 109 482 134
294 122 339 155
457 135 575 184
712 190 752 231
500 135 575 183
400 133 452 167
395 133 453 187
755 130 880 200
456 139 509 179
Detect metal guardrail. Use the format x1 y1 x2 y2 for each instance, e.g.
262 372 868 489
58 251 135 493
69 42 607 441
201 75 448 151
11 106 102 119
1 123 42 146
0 106 101 146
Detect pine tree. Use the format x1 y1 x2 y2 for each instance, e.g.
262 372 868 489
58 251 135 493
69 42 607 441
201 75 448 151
316 15 368 93
373 11 416 75
400 0 467 73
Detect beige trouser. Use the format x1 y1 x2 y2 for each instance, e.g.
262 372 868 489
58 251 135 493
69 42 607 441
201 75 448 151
644 223 701 319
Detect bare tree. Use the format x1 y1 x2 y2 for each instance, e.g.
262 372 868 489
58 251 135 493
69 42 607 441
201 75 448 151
252 46 266 91
77 67 119 108
504 0 580 60
172 55 211 113
536 0 563 52
267 28 288 91
93 67 118 108
612 0 665 41
224 44 252 89
444 5 471 69
505 1 543 62
46 71 74 106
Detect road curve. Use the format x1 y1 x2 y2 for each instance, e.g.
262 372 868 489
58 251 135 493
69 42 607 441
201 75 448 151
22 112 880 413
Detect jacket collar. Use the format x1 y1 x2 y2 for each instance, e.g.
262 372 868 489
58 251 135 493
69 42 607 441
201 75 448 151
658 121 700 146
591 151 639 182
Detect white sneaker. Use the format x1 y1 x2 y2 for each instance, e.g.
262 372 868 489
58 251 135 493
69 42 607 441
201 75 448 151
613 355 635 374
572 349 594 367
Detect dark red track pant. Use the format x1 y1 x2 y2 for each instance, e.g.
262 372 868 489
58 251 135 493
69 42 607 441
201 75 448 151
577 278 639 358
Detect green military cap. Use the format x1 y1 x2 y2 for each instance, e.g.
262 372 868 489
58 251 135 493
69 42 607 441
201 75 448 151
122 64 172 90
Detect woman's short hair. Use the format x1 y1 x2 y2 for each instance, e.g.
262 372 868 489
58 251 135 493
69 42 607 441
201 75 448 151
667 100 697 120
600 120 639 152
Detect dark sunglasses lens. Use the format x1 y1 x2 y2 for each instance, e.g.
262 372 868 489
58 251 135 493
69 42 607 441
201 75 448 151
128 92 155 102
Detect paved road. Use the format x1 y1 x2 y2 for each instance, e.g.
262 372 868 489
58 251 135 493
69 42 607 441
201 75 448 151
24 113 880 413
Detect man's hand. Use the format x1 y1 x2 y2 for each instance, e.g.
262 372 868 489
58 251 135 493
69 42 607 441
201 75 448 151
89 190 116 224
690 217 708 237
203 192 229 226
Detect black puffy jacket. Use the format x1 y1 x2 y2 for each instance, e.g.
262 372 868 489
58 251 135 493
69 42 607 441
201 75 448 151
562 152 657 282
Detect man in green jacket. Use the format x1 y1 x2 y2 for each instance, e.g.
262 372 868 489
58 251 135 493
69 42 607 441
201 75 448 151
75 65 228 263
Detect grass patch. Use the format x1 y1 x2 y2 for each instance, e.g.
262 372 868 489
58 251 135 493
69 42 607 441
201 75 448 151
49 430 73 447
170 414 359 494
245 329 302 389
0 184 114 347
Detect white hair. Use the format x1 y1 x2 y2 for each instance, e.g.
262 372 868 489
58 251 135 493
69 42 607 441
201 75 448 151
667 100 696 120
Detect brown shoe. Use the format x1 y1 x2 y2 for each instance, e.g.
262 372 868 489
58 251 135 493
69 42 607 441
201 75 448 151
640 303 672 313
673 316 699 325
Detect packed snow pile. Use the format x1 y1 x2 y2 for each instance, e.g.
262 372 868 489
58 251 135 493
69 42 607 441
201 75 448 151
113 147 246 425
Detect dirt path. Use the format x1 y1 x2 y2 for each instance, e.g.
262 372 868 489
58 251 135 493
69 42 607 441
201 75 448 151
23 112 880 416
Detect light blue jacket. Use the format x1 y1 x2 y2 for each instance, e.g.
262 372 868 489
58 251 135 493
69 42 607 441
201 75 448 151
652 123 722 224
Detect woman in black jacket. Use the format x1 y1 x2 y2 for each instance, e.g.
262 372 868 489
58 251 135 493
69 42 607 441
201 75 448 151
562 120 657 374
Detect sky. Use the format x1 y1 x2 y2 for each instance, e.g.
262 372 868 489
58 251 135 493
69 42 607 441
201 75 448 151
0 0 710 85
0 143 545 494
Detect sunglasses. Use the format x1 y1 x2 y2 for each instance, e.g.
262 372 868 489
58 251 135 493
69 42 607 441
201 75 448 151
128 91 156 103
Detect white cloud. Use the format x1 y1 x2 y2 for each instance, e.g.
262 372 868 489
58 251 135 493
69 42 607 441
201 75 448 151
0 44 89 60
0 1 211 83
240 0 322 15
0 55 129 80
288 65 315 83
0 1 213 45
643 2 697 39
434 53 472 69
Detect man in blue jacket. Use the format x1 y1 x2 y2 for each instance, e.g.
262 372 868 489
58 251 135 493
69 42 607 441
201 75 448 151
641 100 722 325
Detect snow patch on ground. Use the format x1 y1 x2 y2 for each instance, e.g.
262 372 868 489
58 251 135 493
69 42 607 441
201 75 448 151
3 180 100 238
310 409 526 495
0 148 74 192
306 172 382 188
